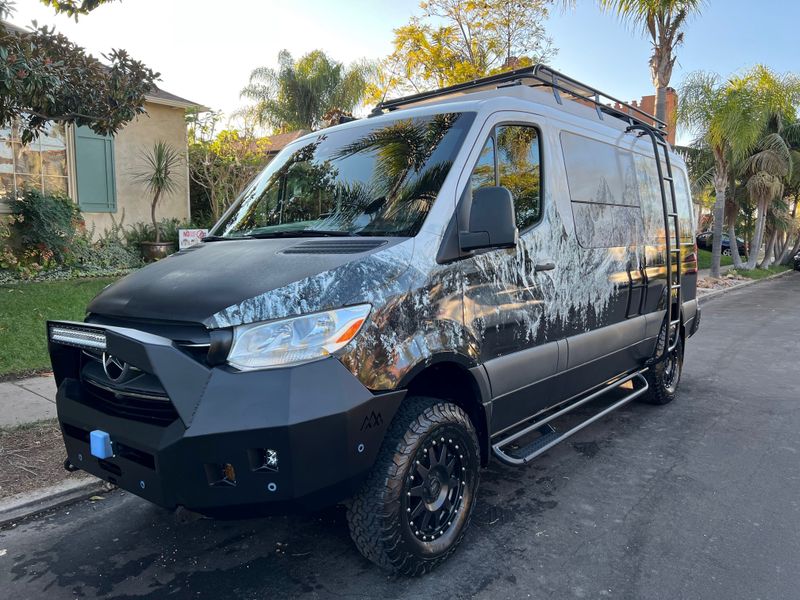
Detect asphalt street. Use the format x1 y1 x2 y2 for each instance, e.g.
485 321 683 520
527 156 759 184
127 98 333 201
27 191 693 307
2 273 799 599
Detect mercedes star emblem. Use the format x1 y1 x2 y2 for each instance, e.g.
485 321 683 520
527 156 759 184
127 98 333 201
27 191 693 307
102 352 132 383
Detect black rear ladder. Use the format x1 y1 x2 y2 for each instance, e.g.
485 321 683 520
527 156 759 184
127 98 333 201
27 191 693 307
627 124 682 361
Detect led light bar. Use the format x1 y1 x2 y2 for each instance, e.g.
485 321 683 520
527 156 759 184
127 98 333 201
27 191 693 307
49 325 107 351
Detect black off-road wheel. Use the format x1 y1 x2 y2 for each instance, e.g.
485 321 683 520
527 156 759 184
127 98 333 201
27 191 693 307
642 335 683 405
346 397 480 575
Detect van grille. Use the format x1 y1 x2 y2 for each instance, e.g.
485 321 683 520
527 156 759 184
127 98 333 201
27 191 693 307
77 359 179 426
81 378 180 426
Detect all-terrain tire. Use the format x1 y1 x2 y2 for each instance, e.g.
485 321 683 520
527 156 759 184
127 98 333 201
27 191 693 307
346 397 480 575
642 335 683 405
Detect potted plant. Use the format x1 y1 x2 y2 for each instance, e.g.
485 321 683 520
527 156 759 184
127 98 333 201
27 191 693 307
134 141 183 261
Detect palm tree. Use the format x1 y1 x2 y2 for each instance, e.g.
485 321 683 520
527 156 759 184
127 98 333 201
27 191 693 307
133 141 183 244
678 71 766 277
241 50 369 132
777 150 800 265
742 134 792 269
733 66 800 269
584 1 706 124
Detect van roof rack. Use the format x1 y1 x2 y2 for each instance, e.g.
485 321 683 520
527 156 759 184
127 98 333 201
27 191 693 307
370 65 667 134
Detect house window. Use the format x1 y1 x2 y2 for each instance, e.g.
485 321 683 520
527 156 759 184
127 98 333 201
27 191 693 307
0 121 70 197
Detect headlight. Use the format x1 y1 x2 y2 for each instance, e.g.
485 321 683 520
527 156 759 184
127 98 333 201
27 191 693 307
226 304 371 370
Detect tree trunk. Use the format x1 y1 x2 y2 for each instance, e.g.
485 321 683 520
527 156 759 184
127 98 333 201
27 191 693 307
725 174 743 268
745 197 768 270
152 190 162 244
777 198 798 264
781 233 800 265
759 228 777 268
654 86 669 127
709 158 728 278
727 220 744 268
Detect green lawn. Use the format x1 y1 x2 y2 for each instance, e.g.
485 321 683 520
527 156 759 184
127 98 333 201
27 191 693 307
729 265 792 280
697 249 733 270
0 278 117 377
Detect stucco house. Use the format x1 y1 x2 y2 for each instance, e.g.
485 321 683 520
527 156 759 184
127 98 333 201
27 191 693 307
0 23 207 233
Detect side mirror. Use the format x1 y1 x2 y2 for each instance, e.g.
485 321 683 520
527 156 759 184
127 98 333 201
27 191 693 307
459 186 518 252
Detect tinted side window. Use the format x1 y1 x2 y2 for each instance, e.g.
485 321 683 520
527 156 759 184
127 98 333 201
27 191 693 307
561 131 643 248
471 137 495 192
470 124 543 231
634 152 665 245
673 167 695 241
497 125 542 229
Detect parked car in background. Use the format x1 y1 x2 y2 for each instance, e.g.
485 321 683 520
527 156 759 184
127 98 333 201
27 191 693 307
696 231 747 257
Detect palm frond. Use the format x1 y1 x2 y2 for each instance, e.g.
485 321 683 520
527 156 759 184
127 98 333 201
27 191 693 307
132 141 183 197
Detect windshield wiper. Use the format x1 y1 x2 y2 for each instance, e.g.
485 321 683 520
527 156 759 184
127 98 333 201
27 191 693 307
201 235 234 242
245 229 357 238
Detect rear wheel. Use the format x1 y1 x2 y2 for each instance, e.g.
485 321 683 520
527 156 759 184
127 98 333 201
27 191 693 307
642 335 683 405
346 397 480 575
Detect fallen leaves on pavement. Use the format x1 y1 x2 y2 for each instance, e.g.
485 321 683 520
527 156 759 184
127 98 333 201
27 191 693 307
0 419 88 500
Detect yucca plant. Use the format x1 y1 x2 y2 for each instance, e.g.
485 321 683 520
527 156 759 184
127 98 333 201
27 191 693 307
133 141 183 244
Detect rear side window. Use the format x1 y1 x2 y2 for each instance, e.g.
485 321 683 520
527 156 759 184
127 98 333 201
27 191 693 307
561 132 643 248
636 156 694 245
469 124 542 231
673 167 695 241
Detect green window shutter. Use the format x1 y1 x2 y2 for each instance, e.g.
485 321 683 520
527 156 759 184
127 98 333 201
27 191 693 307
74 126 117 212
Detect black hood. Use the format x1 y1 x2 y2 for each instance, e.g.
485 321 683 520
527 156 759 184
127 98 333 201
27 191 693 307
88 237 409 327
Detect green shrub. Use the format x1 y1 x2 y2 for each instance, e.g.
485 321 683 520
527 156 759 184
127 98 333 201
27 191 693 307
72 213 143 271
7 188 83 266
123 221 155 247
0 196 143 283
123 218 192 248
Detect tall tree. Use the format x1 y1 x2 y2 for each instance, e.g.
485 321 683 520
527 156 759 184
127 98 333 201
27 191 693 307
596 0 705 124
240 50 369 133
187 110 271 223
386 0 555 94
678 70 766 277
0 0 157 142
738 67 800 268
133 141 182 245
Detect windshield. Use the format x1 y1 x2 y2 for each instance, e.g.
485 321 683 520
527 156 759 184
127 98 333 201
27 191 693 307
211 112 475 238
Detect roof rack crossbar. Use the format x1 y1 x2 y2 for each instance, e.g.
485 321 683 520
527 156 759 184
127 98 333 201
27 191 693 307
373 65 667 133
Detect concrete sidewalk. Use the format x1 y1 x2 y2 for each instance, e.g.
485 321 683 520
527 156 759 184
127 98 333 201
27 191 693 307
0 373 57 427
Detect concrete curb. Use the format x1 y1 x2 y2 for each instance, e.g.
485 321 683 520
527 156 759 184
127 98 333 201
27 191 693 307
0 477 109 528
698 269 795 303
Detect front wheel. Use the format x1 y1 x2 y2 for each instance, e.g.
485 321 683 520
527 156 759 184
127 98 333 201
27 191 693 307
346 397 480 575
642 336 683 405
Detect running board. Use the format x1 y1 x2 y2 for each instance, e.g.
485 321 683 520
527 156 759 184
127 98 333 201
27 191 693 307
491 370 650 466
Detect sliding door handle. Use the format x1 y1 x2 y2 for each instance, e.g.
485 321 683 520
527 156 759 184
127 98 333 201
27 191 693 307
534 261 556 272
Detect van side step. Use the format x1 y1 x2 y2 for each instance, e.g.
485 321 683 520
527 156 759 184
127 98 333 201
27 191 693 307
491 370 650 466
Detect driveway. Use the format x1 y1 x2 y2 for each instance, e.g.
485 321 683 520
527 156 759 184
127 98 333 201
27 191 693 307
2 274 799 599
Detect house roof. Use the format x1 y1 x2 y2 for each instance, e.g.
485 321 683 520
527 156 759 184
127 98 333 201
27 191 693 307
145 87 209 112
2 19 208 112
265 130 311 154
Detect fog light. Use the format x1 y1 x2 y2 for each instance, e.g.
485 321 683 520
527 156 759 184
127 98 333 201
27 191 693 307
248 448 279 472
204 462 237 487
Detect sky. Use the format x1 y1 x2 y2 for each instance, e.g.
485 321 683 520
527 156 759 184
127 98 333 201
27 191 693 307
6 0 799 136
